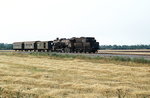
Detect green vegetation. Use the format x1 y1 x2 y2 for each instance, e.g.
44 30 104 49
29 52 150 65
110 56 150 64
100 45 150 50
0 43 12 50
1 52 150 65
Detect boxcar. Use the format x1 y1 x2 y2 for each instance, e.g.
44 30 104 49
13 42 24 51
24 41 40 51
37 41 53 52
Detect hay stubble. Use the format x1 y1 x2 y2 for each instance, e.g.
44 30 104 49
0 55 150 98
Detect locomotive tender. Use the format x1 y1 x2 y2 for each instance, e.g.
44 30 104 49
13 37 99 53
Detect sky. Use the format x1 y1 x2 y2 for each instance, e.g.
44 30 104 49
0 0 150 45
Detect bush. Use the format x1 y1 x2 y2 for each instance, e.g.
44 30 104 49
132 57 150 64
111 56 131 62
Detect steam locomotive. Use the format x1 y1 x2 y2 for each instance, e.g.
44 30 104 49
13 37 99 53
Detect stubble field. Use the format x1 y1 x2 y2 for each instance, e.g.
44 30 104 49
98 49 150 56
0 53 150 98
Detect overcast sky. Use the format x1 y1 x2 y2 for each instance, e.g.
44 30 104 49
0 0 150 45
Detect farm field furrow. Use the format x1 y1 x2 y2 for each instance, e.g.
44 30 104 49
0 54 150 98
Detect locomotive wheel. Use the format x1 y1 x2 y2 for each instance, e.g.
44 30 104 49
64 48 70 53
61 49 65 53
64 48 67 53
67 48 70 53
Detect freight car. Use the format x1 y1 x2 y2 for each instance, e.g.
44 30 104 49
37 41 53 52
13 42 24 51
13 37 99 53
24 41 40 51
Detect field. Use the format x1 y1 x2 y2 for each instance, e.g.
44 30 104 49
98 49 150 56
0 53 150 98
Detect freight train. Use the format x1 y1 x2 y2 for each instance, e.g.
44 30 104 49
13 37 99 53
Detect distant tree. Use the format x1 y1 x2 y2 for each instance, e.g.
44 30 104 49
99 45 150 50
0 43 13 50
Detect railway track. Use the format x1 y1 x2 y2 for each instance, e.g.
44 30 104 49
1 50 150 60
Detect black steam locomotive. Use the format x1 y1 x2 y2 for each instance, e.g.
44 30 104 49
13 37 99 53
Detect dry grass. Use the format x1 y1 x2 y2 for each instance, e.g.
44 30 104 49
0 53 150 98
98 49 150 56
0 50 14 52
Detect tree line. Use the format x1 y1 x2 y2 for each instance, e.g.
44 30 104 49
0 43 13 50
100 45 150 50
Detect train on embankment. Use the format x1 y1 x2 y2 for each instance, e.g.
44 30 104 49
13 37 99 53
